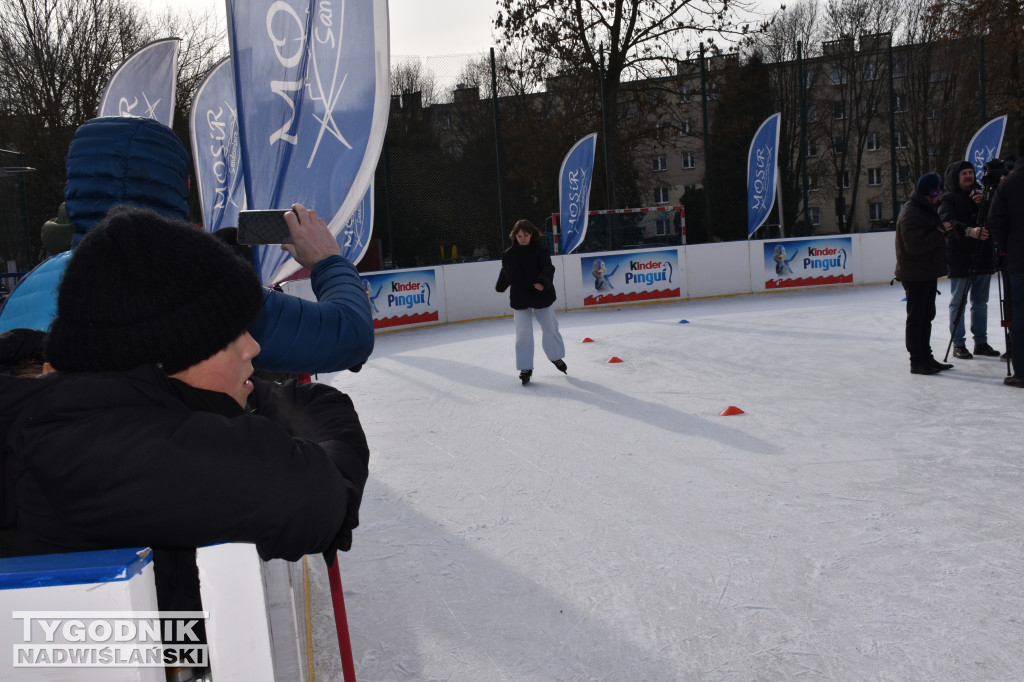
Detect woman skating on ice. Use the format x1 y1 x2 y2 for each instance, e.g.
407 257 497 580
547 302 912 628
495 219 567 385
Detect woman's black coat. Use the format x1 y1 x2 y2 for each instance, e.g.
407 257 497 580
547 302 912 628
496 240 557 310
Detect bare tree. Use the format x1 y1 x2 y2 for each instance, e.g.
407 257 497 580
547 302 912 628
494 0 763 207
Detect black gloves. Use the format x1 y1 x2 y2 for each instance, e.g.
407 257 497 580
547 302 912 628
323 479 360 567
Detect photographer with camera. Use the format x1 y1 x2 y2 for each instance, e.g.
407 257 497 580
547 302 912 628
987 137 1024 387
939 161 1001 360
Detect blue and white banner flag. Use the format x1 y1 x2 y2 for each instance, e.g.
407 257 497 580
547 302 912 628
98 38 180 126
190 57 245 233
227 0 390 284
558 133 597 255
966 115 1007 181
747 113 780 238
338 183 373 265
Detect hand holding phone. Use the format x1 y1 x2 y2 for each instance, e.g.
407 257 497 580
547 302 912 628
237 209 296 245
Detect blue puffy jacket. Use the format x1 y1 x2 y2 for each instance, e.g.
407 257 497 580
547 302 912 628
252 255 374 373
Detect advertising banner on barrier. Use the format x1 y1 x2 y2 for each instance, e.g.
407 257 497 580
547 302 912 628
763 237 853 289
362 269 439 329
580 250 680 306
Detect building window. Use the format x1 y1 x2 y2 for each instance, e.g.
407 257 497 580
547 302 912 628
869 202 884 221
866 132 880 151
439 113 451 130
927 144 940 157
897 166 910 183
864 62 879 81
832 101 845 120
680 118 692 134
805 72 816 89
654 187 669 204
652 154 667 171
682 152 695 169
868 168 882 186
808 175 820 191
626 105 637 119
809 207 821 225
680 83 693 102
655 217 670 235
893 130 907 148
807 104 817 122
833 136 846 155
831 67 847 85
894 95 907 113
836 171 851 189
929 70 947 83
684 184 697 195
893 59 907 78
807 139 819 157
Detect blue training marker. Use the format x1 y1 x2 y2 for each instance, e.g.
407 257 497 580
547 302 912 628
678 319 690 324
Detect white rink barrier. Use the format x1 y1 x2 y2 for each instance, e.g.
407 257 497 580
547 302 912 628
283 232 898 331
0 546 315 681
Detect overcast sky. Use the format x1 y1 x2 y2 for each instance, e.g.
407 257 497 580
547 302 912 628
154 0 499 57
154 0 778 59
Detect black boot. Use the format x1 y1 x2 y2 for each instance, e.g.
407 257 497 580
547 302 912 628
910 363 940 375
552 359 567 374
928 357 953 371
952 346 973 359
973 342 1000 357
519 369 532 385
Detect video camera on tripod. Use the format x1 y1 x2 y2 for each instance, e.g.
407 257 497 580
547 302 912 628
976 158 1009 229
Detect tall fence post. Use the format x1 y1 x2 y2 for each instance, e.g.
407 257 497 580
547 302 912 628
798 41 810 234
490 48 507 239
699 44 713 242
599 45 613 249
887 37 900 227
382 138 396 268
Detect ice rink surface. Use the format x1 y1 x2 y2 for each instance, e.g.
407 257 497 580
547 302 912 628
310 281 1024 682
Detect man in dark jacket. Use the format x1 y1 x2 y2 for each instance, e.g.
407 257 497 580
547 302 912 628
938 160 1001 359
0 208 369 638
986 136 1024 387
895 173 954 374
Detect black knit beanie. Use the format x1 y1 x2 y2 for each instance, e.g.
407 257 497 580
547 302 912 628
46 206 264 374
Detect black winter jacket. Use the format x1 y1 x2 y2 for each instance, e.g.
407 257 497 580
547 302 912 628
938 161 995 276
0 364 368 560
895 191 948 282
496 240 557 310
988 165 1024 275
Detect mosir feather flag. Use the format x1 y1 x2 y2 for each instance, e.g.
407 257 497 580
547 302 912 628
190 57 246 233
227 0 390 284
558 133 597 255
747 113 781 238
966 115 1007 181
98 38 180 126
339 183 373 265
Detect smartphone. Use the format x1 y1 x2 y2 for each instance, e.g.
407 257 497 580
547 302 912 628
236 209 295 245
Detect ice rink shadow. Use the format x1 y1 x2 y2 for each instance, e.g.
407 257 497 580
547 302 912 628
310 480 703 681
384 354 782 456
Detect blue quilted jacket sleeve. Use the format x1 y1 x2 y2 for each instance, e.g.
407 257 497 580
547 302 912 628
249 255 375 374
